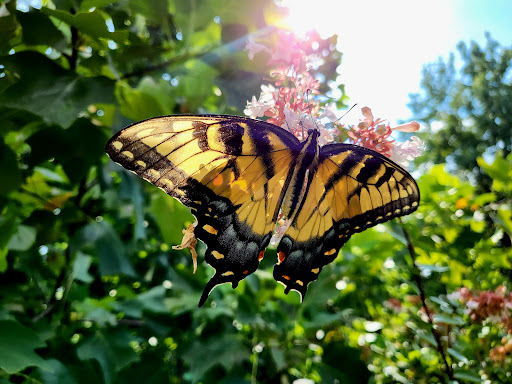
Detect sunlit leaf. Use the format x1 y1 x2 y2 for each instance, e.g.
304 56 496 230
41 7 128 43
116 78 176 121
433 314 464 326
0 52 115 128
7 225 36 251
447 347 469 364
16 9 67 50
72 252 94 283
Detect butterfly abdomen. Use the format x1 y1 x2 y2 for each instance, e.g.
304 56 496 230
279 130 320 220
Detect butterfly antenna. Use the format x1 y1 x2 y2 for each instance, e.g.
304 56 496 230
335 103 358 124
303 88 317 138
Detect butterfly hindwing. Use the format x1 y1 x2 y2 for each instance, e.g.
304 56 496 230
274 144 420 299
106 115 301 306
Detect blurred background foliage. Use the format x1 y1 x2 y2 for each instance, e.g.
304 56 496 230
1 0 512 383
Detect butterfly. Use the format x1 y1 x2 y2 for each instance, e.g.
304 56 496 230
105 115 419 307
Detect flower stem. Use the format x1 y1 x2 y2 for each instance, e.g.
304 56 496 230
400 220 454 380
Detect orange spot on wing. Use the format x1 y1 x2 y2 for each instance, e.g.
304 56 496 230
282 275 290 280
258 250 265 262
212 174 224 186
243 270 249 275
278 251 286 264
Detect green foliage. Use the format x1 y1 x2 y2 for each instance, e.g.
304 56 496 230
409 33 512 192
1 0 511 383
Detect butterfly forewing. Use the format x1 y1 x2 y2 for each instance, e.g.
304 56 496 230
106 115 301 306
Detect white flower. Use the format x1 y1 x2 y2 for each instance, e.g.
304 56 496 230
488 315 504 323
466 300 479 310
259 84 277 104
317 122 334 146
292 379 315 384
390 136 424 168
245 36 268 60
447 291 461 302
281 108 334 144
281 108 303 133
320 103 338 122
244 96 270 118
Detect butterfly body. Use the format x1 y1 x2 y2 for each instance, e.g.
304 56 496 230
106 115 419 306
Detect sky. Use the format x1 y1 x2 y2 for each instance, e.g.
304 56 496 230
283 0 512 124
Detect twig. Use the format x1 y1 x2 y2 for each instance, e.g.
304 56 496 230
119 49 208 79
400 220 454 380
117 318 146 327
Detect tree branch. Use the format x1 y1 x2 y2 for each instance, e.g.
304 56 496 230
120 49 210 79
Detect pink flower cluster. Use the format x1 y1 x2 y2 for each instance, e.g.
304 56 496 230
346 107 422 167
460 286 512 329
244 31 423 166
458 286 512 362
245 31 336 145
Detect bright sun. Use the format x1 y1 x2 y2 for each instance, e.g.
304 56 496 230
279 0 456 123
280 0 340 37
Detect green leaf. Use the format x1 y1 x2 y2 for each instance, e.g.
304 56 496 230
80 0 120 11
0 247 7 273
182 335 251 381
72 252 94 283
478 152 512 193
16 9 67 50
495 208 512 236
0 137 22 195
0 52 115 128
0 207 20 249
117 286 169 316
270 346 286 371
37 359 78 384
447 348 469 364
473 192 496 207
41 7 128 43
0 6 20 54
175 59 218 110
0 320 51 374
116 77 176 121
26 118 108 183
7 225 36 251
433 314 465 326
127 0 171 25
86 308 117 327
149 191 193 246
0 207 21 272
416 331 436 347
77 330 139 384
71 221 136 277
453 370 483 382
117 172 146 240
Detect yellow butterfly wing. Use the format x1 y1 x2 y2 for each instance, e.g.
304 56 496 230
105 115 301 306
274 144 420 299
